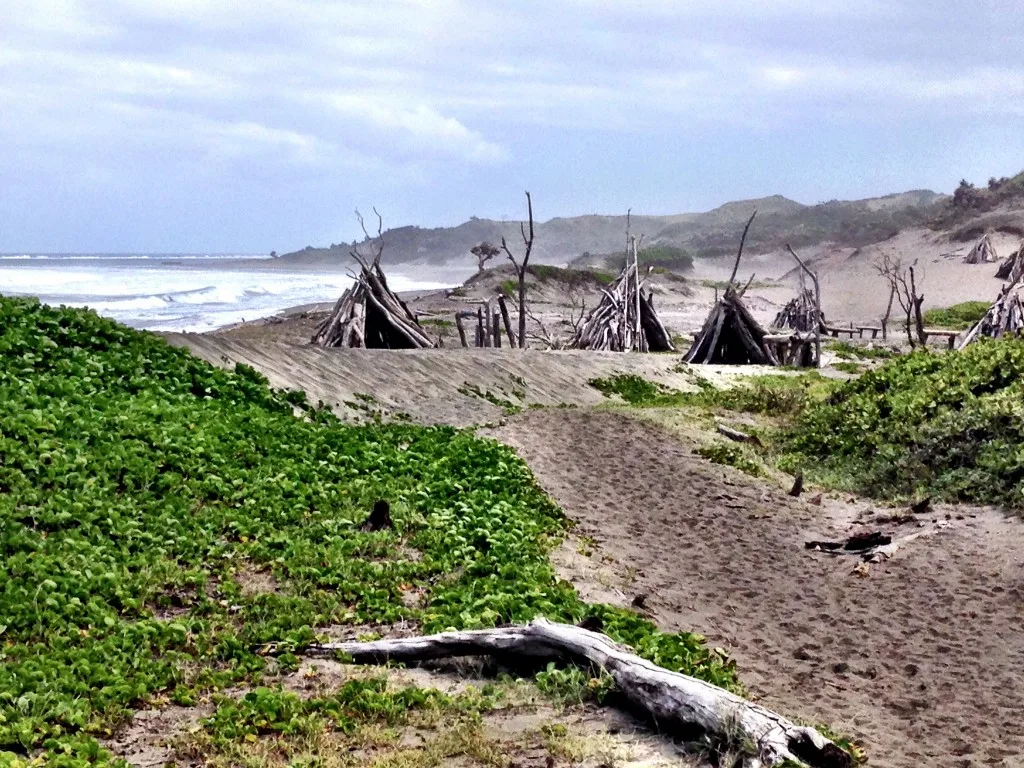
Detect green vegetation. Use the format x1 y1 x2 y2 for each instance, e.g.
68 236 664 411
589 372 828 416
932 170 1024 228
695 444 765 477
832 361 864 374
529 264 615 285
828 341 897 361
0 297 739 765
419 317 454 329
782 340 1024 506
608 245 693 272
181 677 504 766
921 301 989 330
700 279 771 291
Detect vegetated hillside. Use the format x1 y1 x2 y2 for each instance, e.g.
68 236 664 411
782 339 1024 507
571 244 695 272
0 297 738 765
929 169 1024 232
277 190 945 268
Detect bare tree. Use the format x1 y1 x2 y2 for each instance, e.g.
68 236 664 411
470 241 500 274
500 191 535 349
873 253 926 347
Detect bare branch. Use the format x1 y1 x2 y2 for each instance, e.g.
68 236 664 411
728 210 758 285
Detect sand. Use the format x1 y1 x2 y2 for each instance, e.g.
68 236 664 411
490 408 1024 768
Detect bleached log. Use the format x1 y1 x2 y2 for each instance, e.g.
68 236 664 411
286 618 850 768
716 423 761 446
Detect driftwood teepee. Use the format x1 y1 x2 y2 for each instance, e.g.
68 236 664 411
311 257 435 348
687 219 818 366
994 244 1023 281
686 284 779 364
570 237 675 352
964 233 999 264
771 287 826 332
312 210 436 349
958 284 1024 348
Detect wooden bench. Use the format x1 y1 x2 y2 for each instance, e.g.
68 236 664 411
825 325 857 339
922 329 959 350
855 325 883 339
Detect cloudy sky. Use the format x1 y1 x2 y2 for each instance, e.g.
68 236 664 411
2 1 1023 253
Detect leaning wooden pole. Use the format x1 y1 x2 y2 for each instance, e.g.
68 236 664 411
497 295 517 347
277 619 852 768
455 312 469 348
729 210 758 285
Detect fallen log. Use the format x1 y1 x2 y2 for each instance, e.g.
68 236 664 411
275 618 852 768
716 423 763 446
805 531 892 555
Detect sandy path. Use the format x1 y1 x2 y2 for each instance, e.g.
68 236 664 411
491 408 1024 768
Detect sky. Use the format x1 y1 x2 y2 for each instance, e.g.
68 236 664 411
2 1 1024 253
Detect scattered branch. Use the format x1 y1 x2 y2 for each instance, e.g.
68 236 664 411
500 192 535 349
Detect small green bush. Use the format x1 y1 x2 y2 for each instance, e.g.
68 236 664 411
696 444 764 477
782 339 1024 506
829 341 897 361
922 301 990 330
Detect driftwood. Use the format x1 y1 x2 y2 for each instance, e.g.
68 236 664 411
282 618 851 768
687 213 811 366
958 283 1024 348
570 258 675 353
995 245 1023 281
964 233 998 264
771 289 825 333
716 423 762 446
686 286 782 365
312 260 434 349
805 531 891 554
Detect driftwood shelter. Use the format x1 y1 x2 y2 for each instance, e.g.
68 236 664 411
312 256 436 349
994 244 1023 281
687 215 819 367
958 283 1024 348
771 287 826 333
570 241 675 352
964 233 999 264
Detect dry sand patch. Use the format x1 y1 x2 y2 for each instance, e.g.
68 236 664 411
491 408 1024 768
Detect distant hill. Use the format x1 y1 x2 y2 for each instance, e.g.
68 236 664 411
276 190 947 269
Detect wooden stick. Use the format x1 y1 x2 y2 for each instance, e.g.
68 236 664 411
728 210 758 285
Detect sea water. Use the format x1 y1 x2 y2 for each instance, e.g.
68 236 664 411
0 254 455 332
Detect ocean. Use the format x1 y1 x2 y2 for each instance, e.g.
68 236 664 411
0 254 455 332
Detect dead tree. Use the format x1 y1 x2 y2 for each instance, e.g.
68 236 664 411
873 253 925 347
500 192 535 349
470 241 500 274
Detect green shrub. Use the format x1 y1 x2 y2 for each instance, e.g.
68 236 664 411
829 341 897 361
922 301 990 330
782 339 1024 505
696 444 764 477
832 361 864 374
